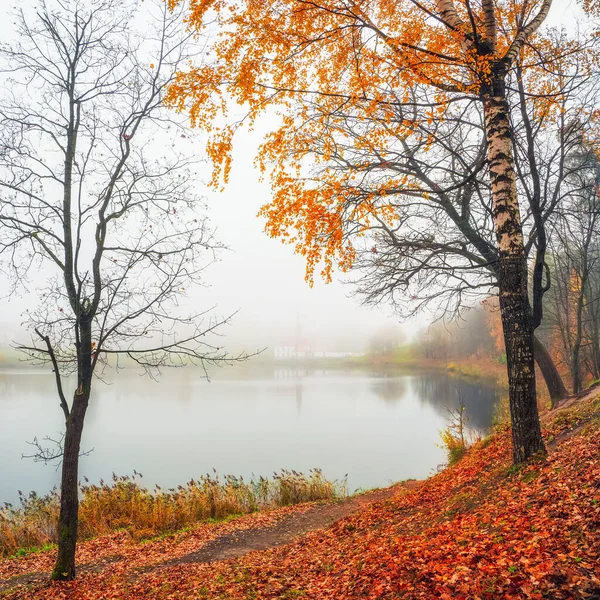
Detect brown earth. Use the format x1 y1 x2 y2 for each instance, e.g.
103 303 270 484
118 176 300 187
0 481 420 592
161 482 419 567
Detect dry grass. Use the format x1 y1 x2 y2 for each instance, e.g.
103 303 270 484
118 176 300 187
0 469 346 557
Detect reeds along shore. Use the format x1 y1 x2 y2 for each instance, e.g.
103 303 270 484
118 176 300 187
0 469 346 557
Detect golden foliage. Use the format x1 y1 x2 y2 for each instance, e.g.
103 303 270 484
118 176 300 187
165 0 599 283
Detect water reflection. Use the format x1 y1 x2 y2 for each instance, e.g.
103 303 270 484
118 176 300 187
369 376 408 405
0 367 500 504
295 382 303 415
410 373 498 433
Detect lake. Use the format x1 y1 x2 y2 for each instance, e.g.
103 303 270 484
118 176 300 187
0 367 501 505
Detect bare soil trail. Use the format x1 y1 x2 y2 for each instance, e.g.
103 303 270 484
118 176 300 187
0 482 420 592
161 482 419 567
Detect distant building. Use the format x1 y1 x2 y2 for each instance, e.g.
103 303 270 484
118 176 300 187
274 345 296 360
273 345 363 361
273 339 313 360
272 314 364 360
312 351 363 359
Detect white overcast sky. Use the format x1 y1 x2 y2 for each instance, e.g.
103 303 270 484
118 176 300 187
0 0 582 352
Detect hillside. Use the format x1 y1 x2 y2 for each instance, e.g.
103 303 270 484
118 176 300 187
1 389 600 599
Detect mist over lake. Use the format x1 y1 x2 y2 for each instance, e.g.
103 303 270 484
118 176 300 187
0 367 499 506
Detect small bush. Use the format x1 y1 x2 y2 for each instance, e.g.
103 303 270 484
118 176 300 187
439 428 467 466
438 388 481 467
0 469 346 558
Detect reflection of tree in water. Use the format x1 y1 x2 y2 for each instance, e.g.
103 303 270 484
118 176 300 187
370 376 408 405
411 373 498 432
295 382 303 415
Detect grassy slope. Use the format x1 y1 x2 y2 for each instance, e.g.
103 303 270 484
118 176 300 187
2 390 600 599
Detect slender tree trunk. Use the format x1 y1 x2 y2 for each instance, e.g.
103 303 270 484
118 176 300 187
585 287 600 380
52 316 93 581
51 394 89 581
572 349 582 393
572 288 585 393
483 84 545 463
533 335 568 406
591 319 600 379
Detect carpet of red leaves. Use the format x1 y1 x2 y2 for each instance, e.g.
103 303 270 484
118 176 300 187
3 393 600 599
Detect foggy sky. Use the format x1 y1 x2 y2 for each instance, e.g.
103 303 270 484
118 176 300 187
0 0 582 355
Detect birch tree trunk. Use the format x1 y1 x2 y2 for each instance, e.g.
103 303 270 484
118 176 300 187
483 83 545 463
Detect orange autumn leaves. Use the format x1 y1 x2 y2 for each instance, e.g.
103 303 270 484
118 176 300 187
165 1 598 284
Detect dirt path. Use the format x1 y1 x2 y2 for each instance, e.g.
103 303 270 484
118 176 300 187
1 483 418 592
161 483 415 568
544 383 600 450
552 381 600 412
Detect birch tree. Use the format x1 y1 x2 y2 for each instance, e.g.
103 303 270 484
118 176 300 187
166 0 599 461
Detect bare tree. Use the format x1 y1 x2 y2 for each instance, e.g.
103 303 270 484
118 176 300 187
0 0 248 580
546 136 600 392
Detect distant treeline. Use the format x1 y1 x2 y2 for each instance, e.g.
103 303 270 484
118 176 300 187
375 280 600 394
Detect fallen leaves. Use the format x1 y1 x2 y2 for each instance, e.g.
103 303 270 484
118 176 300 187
3 393 600 598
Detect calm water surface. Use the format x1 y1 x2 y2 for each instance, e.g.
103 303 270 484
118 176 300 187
0 367 500 505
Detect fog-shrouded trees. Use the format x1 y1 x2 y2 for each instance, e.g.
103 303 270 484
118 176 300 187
545 137 600 393
367 324 405 356
417 308 497 362
0 0 247 580
167 0 599 461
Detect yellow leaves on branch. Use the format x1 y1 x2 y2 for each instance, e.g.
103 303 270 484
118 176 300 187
166 0 599 282
258 181 351 285
207 128 234 189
